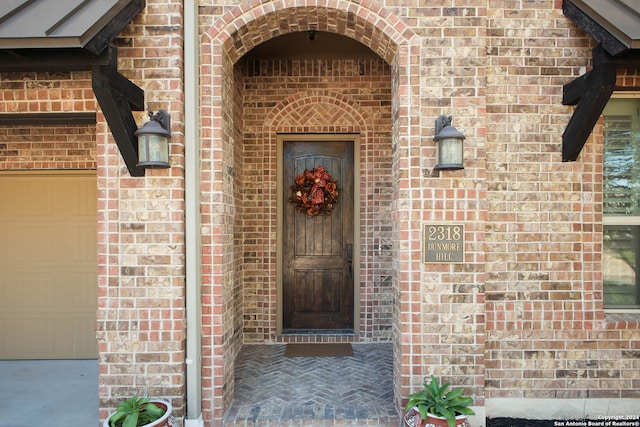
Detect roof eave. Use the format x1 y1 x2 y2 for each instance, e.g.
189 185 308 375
82 0 145 55
0 0 145 55
0 38 83 50
563 0 637 56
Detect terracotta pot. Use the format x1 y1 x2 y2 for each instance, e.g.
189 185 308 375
103 400 173 427
403 408 471 427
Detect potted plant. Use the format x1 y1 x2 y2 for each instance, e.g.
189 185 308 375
103 395 173 427
403 375 475 427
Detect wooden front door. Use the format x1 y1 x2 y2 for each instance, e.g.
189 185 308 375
282 139 354 331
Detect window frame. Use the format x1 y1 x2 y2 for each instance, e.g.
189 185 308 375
602 93 640 310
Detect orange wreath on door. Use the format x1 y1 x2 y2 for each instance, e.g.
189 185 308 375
288 165 340 216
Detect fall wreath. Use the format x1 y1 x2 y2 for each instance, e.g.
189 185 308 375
289 165 340 216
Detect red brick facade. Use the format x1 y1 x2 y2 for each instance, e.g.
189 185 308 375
239 58 393 343
0 71 96 170
1 0 639 426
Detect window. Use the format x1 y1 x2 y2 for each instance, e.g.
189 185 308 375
603 97 640 308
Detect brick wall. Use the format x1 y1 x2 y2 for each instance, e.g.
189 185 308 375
0 71 95 113
99 0 639 422
238 57 394 343
95 0 187 422
2 0 640 425
485 0 640 403
408 0 488 410
0 71 96 170
0 124 96 170
201 2 411 421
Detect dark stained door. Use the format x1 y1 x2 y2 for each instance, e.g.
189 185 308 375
283 139 354 331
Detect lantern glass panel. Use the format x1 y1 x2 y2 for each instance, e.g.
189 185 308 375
138 134 169 168
436 137 464 170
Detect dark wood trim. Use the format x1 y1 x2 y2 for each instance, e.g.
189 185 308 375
0 43 147 177
100 66 145 111
592 44 640 67
562 64 616 161
92 65 145 177
563 0 629 56
84 0 146 55
611 86 640 92
0 0 148 177
563 63 617 106
562 42 640 162
0 112 96 126
0 46 113 72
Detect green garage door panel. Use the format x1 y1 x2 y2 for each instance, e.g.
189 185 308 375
0 173 97 359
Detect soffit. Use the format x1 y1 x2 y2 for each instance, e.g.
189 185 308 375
0 0 144 54
245 31 378 60
565 0 640 55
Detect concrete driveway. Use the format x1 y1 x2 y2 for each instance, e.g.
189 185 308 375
0 359 98 427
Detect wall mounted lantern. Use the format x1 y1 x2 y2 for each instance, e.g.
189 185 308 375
434 115 465 171
134 110 171 169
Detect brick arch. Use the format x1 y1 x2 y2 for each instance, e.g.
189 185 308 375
265 89 370 135
200 1 416 423
207 0 416 65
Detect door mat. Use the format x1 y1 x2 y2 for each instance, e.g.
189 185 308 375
284 343 353 357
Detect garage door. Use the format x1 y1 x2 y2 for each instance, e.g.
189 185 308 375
0 172 97 359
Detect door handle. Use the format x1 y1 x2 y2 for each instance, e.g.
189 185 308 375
346 244 353 278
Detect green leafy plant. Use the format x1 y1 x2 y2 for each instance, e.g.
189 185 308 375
405 375 475 427
108 396 166 427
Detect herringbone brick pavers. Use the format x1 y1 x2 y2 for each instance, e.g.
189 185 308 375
223 343 398 426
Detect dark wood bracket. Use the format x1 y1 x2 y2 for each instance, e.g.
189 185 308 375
0 44 146 176
562 45 640 162
562 62 616 161
92 46 145 176
92 65 145 177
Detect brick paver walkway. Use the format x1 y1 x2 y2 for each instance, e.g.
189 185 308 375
223 342 399 426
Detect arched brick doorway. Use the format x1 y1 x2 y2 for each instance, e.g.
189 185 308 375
200 1 417 423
